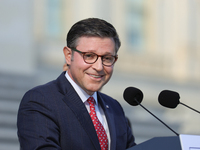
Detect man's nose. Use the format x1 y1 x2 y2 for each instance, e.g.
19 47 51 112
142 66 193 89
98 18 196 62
92 56 103 70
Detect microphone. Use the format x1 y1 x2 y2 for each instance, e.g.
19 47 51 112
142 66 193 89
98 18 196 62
158 90 200 114
123 86 143 106
123 87 179 136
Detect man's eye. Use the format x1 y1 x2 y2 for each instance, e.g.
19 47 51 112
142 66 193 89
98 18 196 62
84 53 96 59
85 54 92 57
104 56 113 61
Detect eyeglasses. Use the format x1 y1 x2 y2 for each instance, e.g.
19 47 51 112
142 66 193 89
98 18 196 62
71 48 118 67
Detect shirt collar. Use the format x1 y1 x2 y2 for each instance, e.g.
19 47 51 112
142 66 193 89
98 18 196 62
65 71 98 105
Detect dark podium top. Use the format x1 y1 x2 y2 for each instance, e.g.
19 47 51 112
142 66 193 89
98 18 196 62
127 136 181 150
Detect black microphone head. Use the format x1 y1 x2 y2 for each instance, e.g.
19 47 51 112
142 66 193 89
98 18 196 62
123 87 143 106
158 90 180 108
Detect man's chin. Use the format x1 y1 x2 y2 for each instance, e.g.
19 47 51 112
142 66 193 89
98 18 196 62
85 86 103 95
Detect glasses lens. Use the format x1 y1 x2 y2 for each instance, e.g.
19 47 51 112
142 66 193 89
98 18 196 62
83 52 97 63
102 55 115 66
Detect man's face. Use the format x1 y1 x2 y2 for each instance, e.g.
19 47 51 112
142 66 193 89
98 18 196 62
64 36 117 95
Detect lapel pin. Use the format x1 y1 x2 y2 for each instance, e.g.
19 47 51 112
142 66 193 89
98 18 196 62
106 105 109 108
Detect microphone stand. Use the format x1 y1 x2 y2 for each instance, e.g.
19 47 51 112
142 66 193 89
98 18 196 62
180 102 200 114
134 98 179 136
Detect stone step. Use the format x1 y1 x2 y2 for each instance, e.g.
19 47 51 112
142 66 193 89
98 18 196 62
0 143 19 150
0 113 17 128
0 73 35 89
0 72 35 150
0 99 19 114
0 86 31 101
0 127 18 142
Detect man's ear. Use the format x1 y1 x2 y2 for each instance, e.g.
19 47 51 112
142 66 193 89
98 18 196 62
63 46 72 66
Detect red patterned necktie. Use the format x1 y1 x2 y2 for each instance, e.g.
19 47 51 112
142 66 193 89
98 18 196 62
87 97 108 150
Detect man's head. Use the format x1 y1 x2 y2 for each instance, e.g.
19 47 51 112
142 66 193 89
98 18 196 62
63 18 120 95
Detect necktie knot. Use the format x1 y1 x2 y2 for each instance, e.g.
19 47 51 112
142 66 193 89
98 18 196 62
87 97 95 105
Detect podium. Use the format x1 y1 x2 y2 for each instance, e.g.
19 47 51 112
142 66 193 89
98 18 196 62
127 134 200 150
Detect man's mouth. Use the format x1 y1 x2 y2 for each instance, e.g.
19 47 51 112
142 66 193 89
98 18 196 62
88 74 103 78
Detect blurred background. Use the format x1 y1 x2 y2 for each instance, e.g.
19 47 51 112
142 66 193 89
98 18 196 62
0 0 200 149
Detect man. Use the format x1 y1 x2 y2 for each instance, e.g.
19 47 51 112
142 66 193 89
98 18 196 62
17 18 136 150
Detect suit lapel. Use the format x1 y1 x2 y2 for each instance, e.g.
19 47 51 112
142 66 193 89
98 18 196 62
56 72 101 150
98 93 117 150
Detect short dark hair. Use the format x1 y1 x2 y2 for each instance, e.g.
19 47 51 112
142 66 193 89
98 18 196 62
66 18 121 53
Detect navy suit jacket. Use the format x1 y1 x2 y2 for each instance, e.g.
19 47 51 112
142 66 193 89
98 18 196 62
17 72 136 150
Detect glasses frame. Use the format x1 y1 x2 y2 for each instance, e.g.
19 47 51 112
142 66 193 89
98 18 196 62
71 48 118 67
